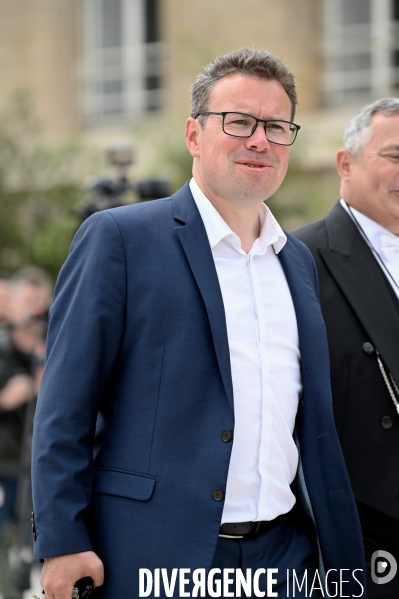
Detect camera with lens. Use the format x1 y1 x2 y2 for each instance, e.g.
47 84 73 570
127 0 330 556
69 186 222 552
76 140 169 221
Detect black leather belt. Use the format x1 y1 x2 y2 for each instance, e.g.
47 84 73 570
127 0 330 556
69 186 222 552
219 518 279 539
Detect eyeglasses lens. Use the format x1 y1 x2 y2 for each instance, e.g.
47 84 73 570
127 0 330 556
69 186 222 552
223 113 296 145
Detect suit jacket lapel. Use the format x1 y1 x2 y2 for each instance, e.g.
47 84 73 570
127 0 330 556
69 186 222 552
278 238 330 385
172 184 234 409
320 202 399 383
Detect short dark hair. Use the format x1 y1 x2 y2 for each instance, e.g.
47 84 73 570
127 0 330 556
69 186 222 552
190 48 298 126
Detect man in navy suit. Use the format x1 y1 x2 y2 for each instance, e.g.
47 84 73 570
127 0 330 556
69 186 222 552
32 48 365 598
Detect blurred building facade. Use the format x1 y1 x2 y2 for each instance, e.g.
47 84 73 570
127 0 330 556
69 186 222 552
323 0 399 104
1 0 399 137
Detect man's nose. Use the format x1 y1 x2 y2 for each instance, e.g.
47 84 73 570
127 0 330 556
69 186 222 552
245 122 271 151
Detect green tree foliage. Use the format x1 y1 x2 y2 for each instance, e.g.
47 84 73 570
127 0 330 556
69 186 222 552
0 93 340 284
0 92 100 281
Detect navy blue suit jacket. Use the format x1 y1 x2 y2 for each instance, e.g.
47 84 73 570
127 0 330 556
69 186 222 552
32 183 365 596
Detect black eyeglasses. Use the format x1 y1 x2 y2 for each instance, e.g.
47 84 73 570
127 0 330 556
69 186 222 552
195 111 301 146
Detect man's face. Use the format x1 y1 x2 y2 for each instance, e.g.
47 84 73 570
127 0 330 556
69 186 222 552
9 282 50 325
339 112 399 234
186 74 292 209
0 280 10 322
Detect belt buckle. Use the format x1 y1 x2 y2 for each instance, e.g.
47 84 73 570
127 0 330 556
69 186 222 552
219 520 261 539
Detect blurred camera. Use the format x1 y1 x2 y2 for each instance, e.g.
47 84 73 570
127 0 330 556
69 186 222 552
76 140 169 221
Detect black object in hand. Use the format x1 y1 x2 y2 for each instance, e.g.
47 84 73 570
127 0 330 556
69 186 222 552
72 577 94 599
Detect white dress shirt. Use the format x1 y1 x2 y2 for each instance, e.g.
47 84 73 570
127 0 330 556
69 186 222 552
340 199 399 299
190 178 302 523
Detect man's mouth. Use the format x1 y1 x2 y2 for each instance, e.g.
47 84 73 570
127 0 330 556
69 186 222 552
237 161 271 171
237 160 271 169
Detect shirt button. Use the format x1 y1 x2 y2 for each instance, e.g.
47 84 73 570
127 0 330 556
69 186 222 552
221 430 233 443
212 488 224 501
381 416 394 430
362 342 375 355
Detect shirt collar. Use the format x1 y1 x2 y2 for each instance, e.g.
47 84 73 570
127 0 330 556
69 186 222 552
189 178 287 254
340 198 399 256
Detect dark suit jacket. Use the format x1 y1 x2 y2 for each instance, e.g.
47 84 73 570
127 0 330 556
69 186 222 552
293 201 399 523
31 185 365 597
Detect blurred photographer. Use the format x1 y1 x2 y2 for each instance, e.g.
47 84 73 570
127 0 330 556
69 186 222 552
0 274 10 325
0 267 52 596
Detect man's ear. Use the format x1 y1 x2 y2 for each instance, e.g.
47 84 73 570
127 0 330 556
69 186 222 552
336 149 353 180
185 117 201 158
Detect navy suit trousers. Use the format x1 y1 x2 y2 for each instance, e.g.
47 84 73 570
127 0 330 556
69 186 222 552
208 506 322 598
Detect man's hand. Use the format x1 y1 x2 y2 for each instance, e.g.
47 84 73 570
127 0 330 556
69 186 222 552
40 551 104 599
0 374 33 411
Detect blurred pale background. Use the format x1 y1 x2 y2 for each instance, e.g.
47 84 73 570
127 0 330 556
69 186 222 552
1 0 399 277
3 3 399 595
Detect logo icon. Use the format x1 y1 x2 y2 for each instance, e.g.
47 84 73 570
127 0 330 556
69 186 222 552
371 550 397 585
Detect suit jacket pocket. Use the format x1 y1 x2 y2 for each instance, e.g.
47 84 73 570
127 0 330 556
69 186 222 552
94 468 156 501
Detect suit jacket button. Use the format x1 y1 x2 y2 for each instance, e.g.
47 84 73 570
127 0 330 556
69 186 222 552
221 430 233 443
212 488 224 501
381 416 394 430
362 342 375 355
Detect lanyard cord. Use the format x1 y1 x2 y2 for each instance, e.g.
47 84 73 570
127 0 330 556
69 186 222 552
343 200 399 292
342 201 399 415
376 351 399 415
